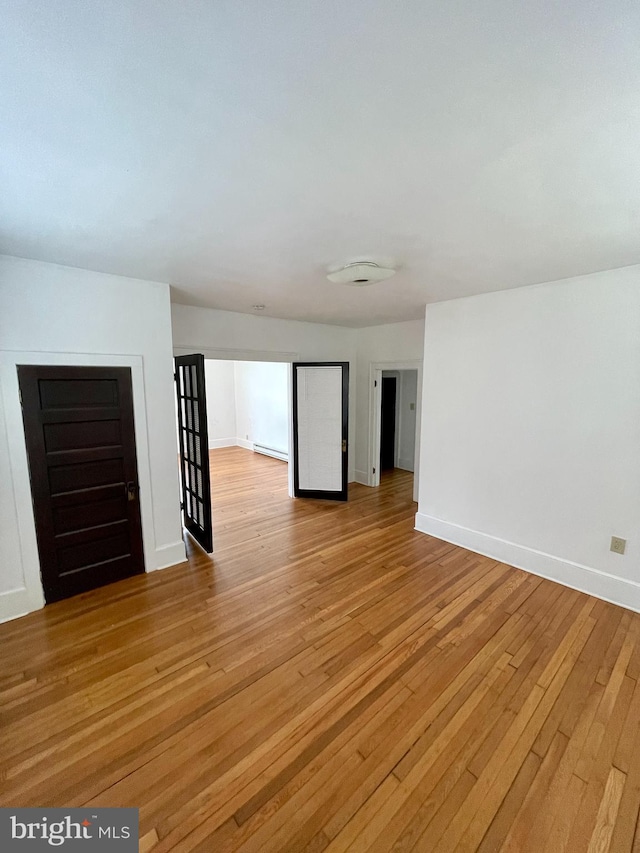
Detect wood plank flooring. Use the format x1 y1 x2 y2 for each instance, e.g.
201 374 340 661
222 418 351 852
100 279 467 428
2 446 640 851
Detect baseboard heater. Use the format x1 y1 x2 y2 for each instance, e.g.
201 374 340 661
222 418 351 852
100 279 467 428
253 443 288 462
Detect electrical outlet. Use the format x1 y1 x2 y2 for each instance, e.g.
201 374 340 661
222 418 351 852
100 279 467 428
610 536 626 555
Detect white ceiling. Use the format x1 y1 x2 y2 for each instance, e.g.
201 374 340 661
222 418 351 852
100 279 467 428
2 1 640 327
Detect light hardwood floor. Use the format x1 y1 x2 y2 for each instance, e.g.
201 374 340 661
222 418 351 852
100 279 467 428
2 446 640 852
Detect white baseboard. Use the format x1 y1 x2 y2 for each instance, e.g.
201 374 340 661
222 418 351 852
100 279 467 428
414 512 640 614
0 543 187 624
209 438 252 450
148 541 187 572
355 470 372 486
208 437 237 449
0 587 43 624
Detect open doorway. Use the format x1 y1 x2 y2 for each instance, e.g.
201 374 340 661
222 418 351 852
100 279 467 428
205 360 289 462
369 360 422 502
174 353 352 554
176 355 290 553
380 369 418 475
204 359 350 493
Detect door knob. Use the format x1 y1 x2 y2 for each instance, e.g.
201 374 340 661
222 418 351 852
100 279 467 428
126 481 137 502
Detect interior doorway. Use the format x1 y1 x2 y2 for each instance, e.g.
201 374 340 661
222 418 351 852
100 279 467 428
369 360 422 502
173 352 353 553
174 358 290 553
379 368 418 477
205 359 290 462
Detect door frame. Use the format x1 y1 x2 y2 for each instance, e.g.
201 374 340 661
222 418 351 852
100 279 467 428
173 344 355 497
368 360 422 502
173 345 298 498
0 350 157 620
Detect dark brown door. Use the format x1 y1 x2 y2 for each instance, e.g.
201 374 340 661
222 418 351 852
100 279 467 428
380 376 397 471
18 365 145 603
174 354 213 552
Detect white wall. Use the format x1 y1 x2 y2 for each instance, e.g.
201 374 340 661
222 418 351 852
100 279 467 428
0 255 185 622
234 361 288 453
172 304 357 481
354 320 425 486
416 265 640 612
203 359 289 453
204 360 237 447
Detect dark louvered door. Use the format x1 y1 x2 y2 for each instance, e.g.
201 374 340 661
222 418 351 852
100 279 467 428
175 354 213 552
18 365 145 603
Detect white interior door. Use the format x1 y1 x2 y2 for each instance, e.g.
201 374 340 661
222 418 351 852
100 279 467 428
293 362 348 501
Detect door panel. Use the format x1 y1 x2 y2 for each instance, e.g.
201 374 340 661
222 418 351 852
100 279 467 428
18 365 145 603
53 495 124 534
292 362 348 501
174 354 213 552
43 418 121 451
38 377 119 408
48 458 125 493
380 376 397 471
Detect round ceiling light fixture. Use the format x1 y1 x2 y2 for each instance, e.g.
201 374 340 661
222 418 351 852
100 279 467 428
326 261 396 286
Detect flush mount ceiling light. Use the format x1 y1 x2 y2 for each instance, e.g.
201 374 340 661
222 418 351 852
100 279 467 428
326 261 396 286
